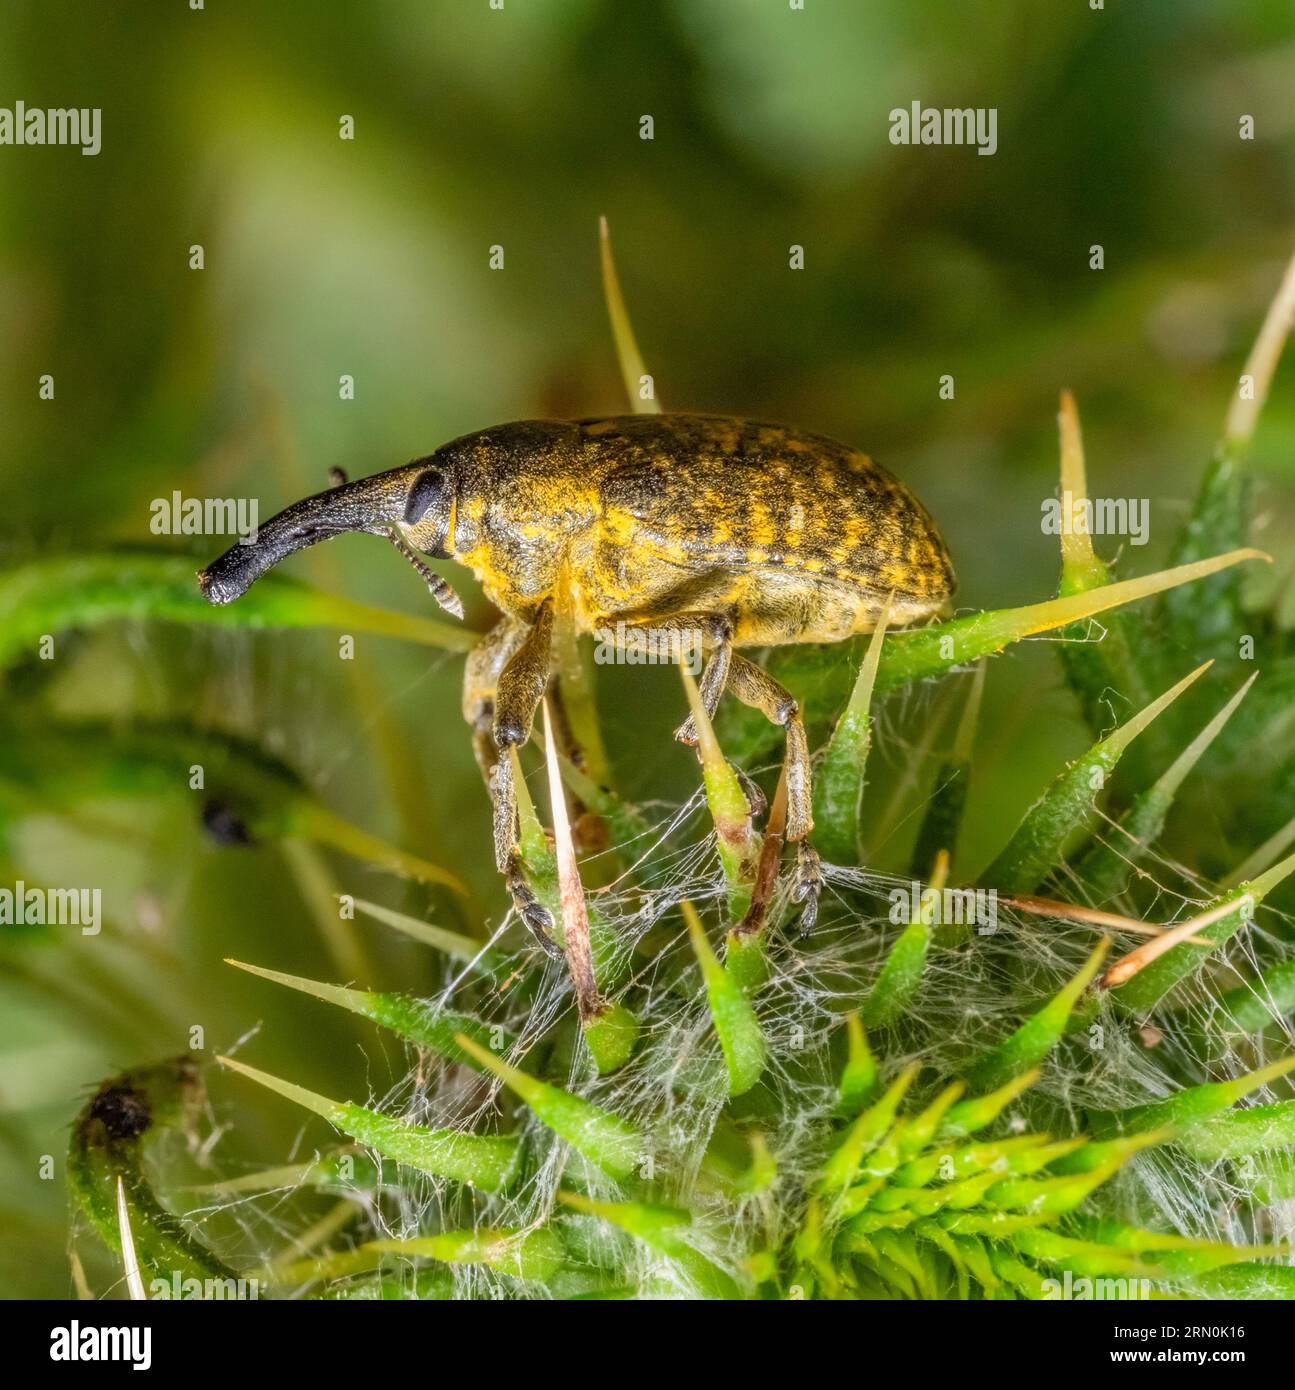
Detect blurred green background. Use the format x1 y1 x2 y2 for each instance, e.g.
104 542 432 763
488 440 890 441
1 0 1293 1297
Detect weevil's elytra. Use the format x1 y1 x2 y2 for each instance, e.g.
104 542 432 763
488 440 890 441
199 413 955 945
414 415 954 638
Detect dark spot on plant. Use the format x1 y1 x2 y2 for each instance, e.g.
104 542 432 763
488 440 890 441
202 797 254 846
88 1084 151 1141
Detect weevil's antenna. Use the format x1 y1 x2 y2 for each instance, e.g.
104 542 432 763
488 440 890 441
329 466 464 620
387 528 465 619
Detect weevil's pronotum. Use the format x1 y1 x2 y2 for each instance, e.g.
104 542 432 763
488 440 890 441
199 413 955 946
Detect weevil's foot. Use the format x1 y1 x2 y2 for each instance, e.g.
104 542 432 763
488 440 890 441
521 900 563 960
734 766 767 818
791 839 822 937
504 857 563 959
673 713 699 746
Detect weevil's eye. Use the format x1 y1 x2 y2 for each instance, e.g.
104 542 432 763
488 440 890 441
404 468 447 525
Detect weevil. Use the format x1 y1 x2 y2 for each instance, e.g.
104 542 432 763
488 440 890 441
199 413 954 947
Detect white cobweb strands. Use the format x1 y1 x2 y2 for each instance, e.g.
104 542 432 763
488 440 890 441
201 778 1294 1297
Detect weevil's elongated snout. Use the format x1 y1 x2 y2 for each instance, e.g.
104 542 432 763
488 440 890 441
197 463 448 604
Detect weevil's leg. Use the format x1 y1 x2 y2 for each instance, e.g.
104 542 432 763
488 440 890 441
462 617 529 778
600 610 733 743
488 605 557 941
734 767 767 819
726 654 812 838
505 848 564 960
792 840 822 936
603 607 766 819
488 751 519 873
726 652 821 933
669 614 734 745
462 615 562 952
492 601 555 754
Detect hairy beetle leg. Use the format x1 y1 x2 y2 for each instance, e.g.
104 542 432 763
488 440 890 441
734 766 767 818
488 754 519 873
721 652 820 930
792 840 823 936
461 614 567 948
666 619 768 817
490 735 561 959
726 653 814 841
479 605 563 950
669 615 734 745
491 603 554 752
504 852 561 959
463 619 529 772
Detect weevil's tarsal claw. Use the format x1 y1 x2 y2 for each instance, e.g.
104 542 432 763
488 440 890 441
504 854 561 959
735 765 767 818
792 840 822 936
523 903 562 959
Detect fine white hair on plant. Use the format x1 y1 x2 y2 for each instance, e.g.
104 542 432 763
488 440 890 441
186 760 1295 1298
